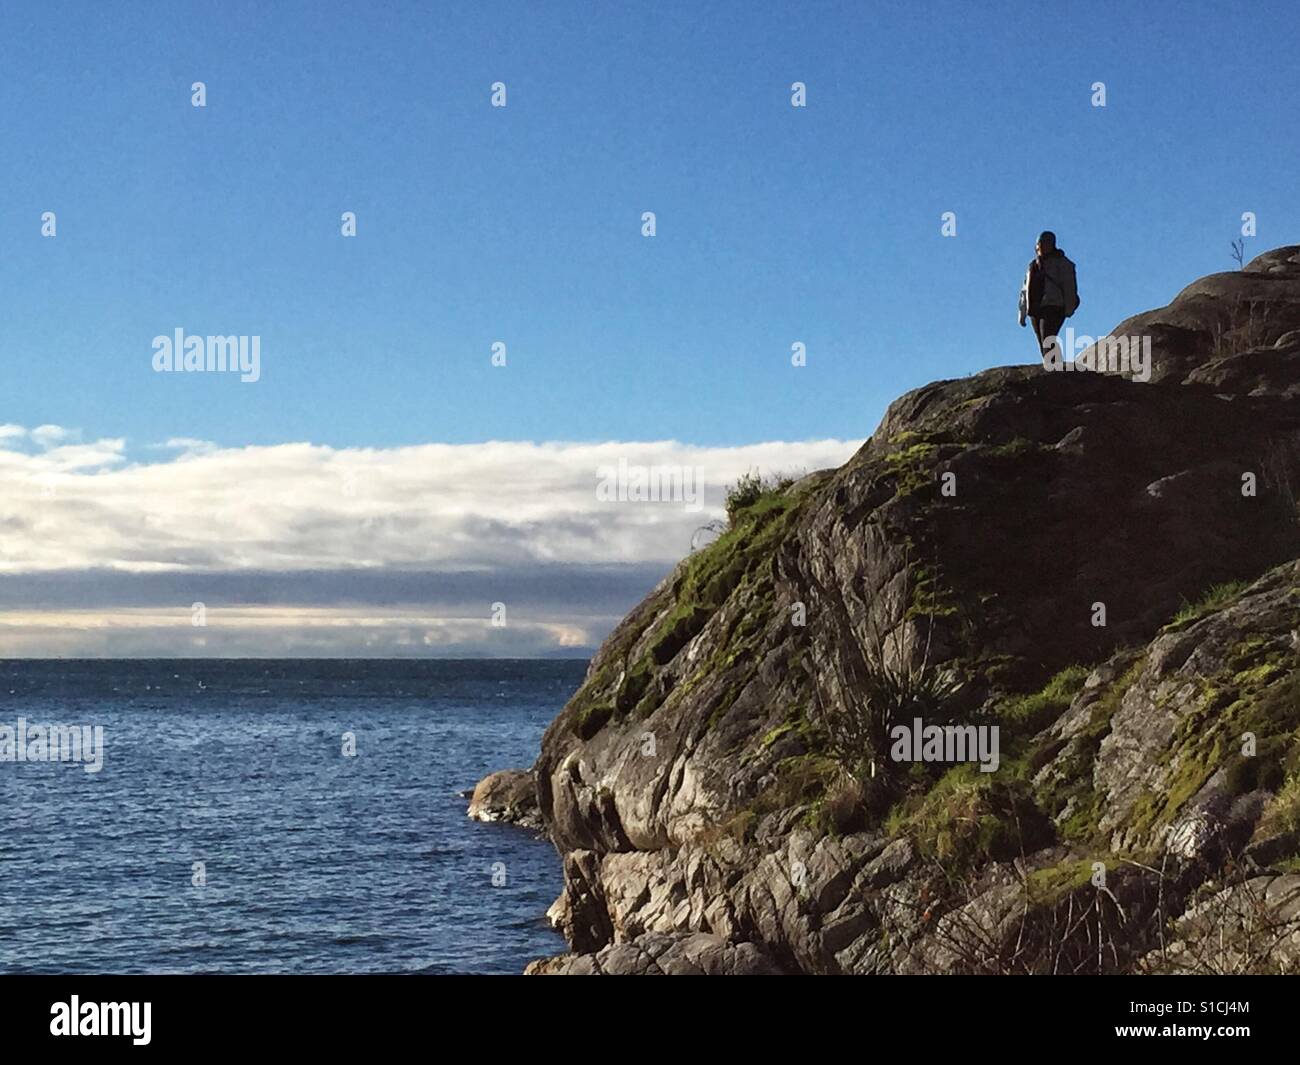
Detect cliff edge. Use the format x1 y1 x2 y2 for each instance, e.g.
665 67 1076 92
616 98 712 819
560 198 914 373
524 247 1300 974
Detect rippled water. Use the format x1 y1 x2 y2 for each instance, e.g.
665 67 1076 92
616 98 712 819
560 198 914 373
0 659 579 974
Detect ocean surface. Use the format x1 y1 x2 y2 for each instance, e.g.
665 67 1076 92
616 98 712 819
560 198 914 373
0 659 582 974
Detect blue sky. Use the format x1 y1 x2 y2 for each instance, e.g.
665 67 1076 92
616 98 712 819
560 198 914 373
0 1 1296 655
3 0 1296 450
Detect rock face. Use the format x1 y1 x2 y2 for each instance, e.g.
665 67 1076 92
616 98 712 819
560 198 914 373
1087 245 1300 394
466 769 543 831
519 248 1300 974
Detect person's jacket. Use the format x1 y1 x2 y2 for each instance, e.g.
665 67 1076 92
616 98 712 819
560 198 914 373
1019 248 1079 322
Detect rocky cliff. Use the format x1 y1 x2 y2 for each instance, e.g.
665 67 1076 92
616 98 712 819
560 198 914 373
522 246 1300 974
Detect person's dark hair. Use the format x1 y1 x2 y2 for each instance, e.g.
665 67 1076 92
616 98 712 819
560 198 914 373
1037 230 1057 251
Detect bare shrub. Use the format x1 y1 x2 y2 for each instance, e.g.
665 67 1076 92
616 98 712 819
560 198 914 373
1211 292 1274 359
897 838 1300 974
895 857 1131 975
1142 859 1300 975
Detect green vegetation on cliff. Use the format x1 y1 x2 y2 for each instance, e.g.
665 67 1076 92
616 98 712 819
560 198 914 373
570 473 817 739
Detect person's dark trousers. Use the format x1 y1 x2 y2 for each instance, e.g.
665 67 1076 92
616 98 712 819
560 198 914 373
1032 311 1067 363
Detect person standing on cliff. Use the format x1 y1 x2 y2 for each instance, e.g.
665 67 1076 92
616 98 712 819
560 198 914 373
1019 231 1080 365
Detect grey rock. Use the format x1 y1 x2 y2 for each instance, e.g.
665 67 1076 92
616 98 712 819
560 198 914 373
499 248 1300 974
466 768 543 831
527 932 783 975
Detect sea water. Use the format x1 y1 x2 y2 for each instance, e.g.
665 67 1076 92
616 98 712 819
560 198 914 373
0 659 579 974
